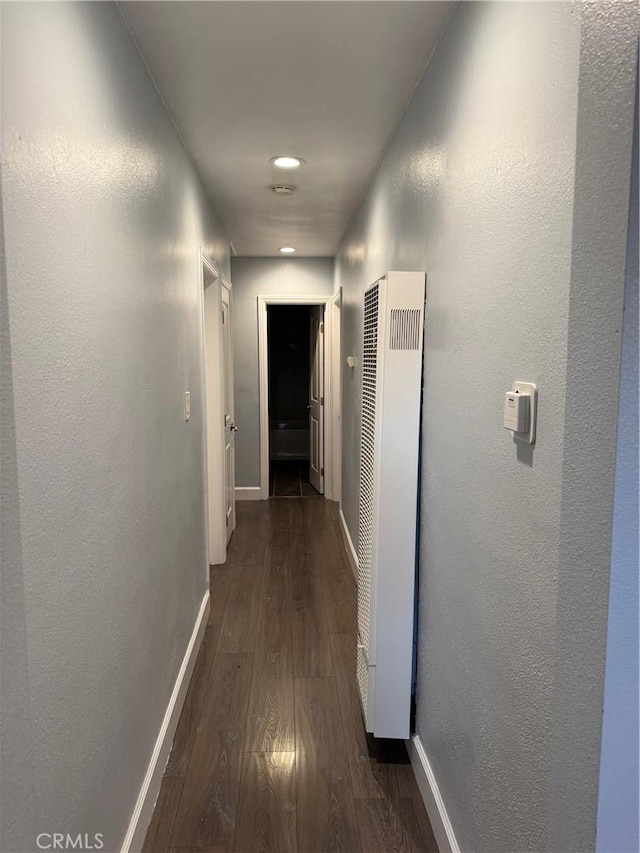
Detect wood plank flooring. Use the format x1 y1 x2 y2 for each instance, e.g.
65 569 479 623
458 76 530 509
142 499 438 853
270 460 318 497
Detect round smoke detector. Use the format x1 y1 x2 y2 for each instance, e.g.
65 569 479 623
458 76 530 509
271 184 296 195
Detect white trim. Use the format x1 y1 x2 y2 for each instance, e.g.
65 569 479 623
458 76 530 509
258 297 269 500
406 734 460 853
121 591 210 853
339 508 358 580
257 294 338 501
199 248 226 566
235 486 262 501
330 288 342 504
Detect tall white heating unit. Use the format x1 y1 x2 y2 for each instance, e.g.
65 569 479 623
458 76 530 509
357 270 426 739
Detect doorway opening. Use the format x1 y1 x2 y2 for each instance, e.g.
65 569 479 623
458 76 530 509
258 294 340 502
267 305 321 498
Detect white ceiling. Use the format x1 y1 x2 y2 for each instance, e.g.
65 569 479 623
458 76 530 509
121 1 455 257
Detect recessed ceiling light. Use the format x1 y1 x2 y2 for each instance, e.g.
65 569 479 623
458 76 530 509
278 246 296 254
271 156 304 169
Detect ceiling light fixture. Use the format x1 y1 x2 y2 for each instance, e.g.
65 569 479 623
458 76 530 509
271 156 304 169
278 246 296 254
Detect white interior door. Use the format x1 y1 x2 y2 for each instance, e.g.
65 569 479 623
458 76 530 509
309 306 325 494
222 285 236 540
203 270 225 565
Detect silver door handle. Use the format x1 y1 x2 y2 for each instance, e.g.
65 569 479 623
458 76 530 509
306 405 311 410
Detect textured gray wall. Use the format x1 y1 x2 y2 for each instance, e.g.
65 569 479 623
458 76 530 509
595 69 638 853
546 5 637 850
230 257 334 487
335 3 636 851
0 4 229 849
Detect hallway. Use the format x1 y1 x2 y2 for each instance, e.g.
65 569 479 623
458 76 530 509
142 500 437 852
2 3 637 850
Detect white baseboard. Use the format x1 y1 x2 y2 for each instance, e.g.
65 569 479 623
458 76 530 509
121 591 210 853
338 507 358 580
406 734 460 853
235 486 262 501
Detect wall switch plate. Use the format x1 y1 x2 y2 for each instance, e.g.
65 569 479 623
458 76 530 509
504 391 528 432
506 381 537 444
184 390 191 421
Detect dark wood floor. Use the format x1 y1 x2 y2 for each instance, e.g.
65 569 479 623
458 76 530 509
269 460 319 498
142 499 438 853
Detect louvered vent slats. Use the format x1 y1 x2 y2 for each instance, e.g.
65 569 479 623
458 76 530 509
389 308 421 350
357 283 378 661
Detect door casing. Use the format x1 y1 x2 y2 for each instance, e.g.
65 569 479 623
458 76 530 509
257 294 341 501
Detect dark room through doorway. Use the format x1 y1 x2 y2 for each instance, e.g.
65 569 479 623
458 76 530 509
267 304 324 498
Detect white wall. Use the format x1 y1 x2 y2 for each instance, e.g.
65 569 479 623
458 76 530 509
596 79 639 853
229 257 334 487
335 3 636 851
0 4 229 849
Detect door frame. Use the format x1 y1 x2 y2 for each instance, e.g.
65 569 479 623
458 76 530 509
198 248 228 566
257 294 340 501
330 288 342 504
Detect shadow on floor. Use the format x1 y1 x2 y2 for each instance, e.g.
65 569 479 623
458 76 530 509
269 459 320 498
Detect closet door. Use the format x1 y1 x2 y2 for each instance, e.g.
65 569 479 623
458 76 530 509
222 284 236 541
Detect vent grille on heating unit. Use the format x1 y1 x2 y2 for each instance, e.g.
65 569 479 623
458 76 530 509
389 308 421 350
357 282 379 661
